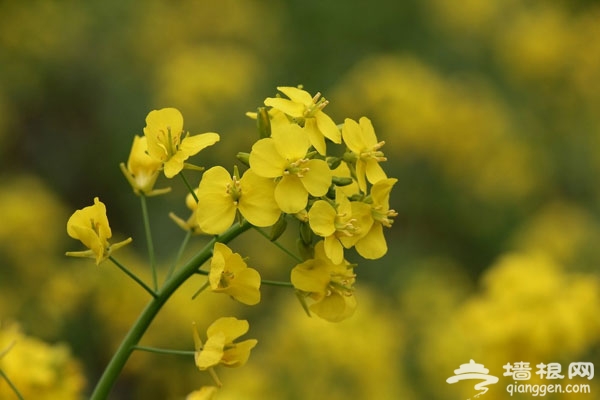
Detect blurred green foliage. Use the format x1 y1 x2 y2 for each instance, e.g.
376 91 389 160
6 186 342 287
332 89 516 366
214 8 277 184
2 0 600 399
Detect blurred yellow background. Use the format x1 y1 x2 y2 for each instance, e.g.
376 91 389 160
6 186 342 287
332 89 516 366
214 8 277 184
2 0 600 399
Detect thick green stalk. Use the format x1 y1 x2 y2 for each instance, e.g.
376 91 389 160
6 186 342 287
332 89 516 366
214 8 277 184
90 221 251 400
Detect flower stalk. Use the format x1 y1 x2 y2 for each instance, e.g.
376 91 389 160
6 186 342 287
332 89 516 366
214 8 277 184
90 221 251 400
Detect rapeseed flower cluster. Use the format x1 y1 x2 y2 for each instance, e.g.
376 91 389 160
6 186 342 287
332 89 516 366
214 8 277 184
193 85 397 321
64 86 395 396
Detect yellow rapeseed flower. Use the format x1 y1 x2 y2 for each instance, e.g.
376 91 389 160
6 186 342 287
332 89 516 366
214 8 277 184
291 241 357 322
208 243 261 305
195 166 281 234
342 117 387 193
308 188 372 264
249 123 331 214
354 178 398 259
143 108 220 178
120 135 171 196
264 86 341 154
194 317 258 370
65 197 132 265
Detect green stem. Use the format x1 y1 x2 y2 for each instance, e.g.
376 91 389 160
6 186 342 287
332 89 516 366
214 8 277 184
133 345 195 357
109 256 157 298
90 221 251 400
261 279 294 288
165 230 192 282
0 369 24 400
191 280 210 300
140 194 158 291
253 226 302 263
180 172 199 203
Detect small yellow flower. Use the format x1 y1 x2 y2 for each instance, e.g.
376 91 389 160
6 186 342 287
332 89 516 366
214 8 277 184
194 317 258 370
66 197 132 265
354 178 398 259
264 86 341 154
119 135 171 196
249 123 332 214
308 188 373 264
342 117 387 193
196 166 281 234
208 243 261 305
291 241 357 322
143 108 220 178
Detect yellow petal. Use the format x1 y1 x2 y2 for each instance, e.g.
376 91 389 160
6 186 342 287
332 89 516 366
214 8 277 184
207 317 250 343
238 169 280 227
324 235 344 265
308 200 337 237
300 159 331 197
221 339 258 367
264 97 304 117
249 138 287 178
365 159 387 185
310 291 356 322
196 167 237 234
358 116 378 147
291 260 329 293
341 118 366 154
144 108 184 160
371 178 398 209
276 86 313 105
67 197 111 247
127 135 161 177
145 108 184 139
226 268 261 305
195 332 225 370
163 151 187 178
304 118 327 155
180 132 220 156
315 111 341 144
208 249 226 289
272 124 310 161
275 175 308 214
355 222 387 259
69 225 104 264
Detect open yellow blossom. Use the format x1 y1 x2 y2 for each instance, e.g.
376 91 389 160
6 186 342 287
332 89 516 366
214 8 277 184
66 197 132 265
119 135 171 196
264 86 341 154
342 117 387 193
355 178 398 259
196 166 281 234
143 108 220 178
193 317 258 370
308 188 373 264
249 123 332 214
291 241 357 322
208 243 261 305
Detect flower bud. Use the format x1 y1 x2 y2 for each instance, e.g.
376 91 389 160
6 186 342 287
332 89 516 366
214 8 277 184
256 107 271 138
236 152 251 167
269 215 288 241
